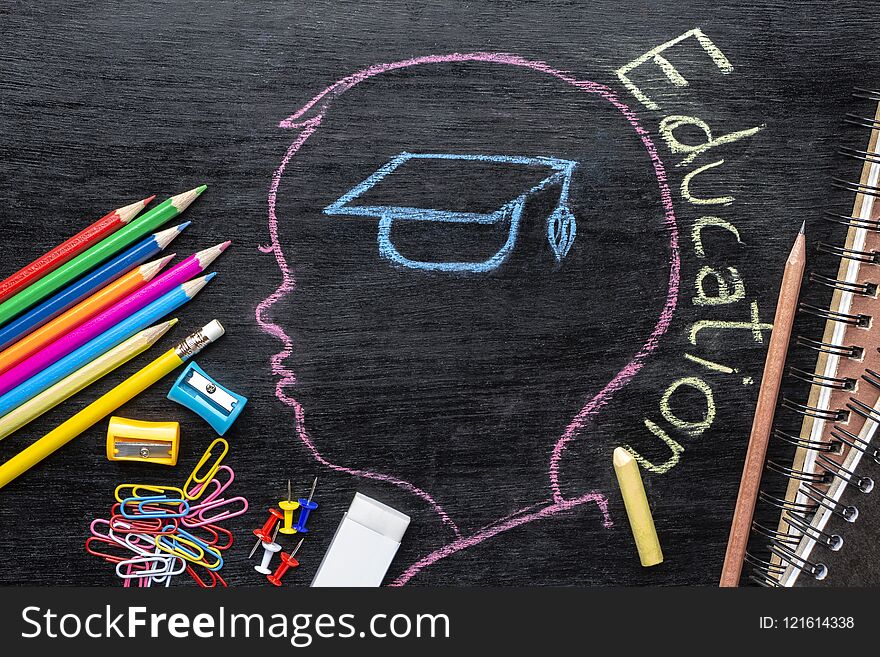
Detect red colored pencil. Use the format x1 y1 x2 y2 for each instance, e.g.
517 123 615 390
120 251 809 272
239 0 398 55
0 197 155 304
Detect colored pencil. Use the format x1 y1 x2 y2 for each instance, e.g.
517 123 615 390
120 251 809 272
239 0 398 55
0 185 206 327
0 320 177 441
720 224 805 587
0 275 215 418
0 255 174 377
0 320 224 490
0 223 188 354
0 242 228 396
0 197 154 304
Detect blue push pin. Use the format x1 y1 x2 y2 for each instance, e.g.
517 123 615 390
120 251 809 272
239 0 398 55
294 477 319 533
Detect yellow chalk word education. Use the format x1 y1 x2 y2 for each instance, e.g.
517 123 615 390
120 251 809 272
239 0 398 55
613 447 663 567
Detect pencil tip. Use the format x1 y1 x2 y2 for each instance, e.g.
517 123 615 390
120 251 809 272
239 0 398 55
196 241 231 268
799 220 805 235
140 254 175 281
183 272 216 296
142 195 157 206
169 185 207 212
154 223 188 248
116 198 152 224
144 318 178 342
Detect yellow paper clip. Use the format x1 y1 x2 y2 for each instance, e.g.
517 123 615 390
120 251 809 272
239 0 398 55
106 416 180 466
114 483 185 504
184 438 229 500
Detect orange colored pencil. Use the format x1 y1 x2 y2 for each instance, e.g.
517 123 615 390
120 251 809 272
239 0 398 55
0 256 174 377
0 197 154 304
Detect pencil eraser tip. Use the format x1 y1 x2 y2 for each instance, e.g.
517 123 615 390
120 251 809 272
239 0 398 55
203 320 225 342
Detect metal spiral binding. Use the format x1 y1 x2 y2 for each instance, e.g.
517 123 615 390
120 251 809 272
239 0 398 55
830 425 880 465
783 511 843 551
799 483 859 523
772 427 841 453
808 272 877 296
768 540 828 581
814 242 879 263
823 208 880 231
795 335 863 358
744 89 880 586
779 397 848 421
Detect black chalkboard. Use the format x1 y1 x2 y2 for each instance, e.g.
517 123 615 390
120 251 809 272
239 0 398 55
0 0 876 587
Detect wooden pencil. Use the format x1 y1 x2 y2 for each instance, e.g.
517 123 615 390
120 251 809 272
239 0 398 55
0 197 153 304
0 319 177 441
719 223 806 587
0 255 174 377
0 186 206 328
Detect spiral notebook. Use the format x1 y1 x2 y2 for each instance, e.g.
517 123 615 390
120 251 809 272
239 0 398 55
746 89 880 587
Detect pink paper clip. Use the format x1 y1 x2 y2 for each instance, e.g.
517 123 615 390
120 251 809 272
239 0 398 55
187 465 235 504
181 496 248 528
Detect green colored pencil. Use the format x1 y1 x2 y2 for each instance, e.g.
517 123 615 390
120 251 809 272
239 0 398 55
0 185 206 328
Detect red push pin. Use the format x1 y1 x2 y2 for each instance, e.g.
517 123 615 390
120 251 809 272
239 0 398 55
248 508 284 559
268 538 304 587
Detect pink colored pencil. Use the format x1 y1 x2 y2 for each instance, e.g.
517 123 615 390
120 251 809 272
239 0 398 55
0 242 230 397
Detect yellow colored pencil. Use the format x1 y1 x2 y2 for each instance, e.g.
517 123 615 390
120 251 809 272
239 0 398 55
613 447 663 567
0 320 224 490
0 319 178 441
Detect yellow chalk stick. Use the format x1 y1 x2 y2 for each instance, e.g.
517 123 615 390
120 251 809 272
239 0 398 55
613 447 663 567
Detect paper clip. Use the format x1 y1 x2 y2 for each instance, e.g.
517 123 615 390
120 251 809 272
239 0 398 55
115 483 185 504
188 465 235 504
110 514 172 535
182 523 234 551
116 555 186 579
122 532 164 557
183 438 229 500
121 495 190 519
155 528 223 571
85 536 130 564
182 495 249 528
186 564 228 588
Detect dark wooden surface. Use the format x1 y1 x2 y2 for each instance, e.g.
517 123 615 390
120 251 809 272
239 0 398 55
0 0 876 586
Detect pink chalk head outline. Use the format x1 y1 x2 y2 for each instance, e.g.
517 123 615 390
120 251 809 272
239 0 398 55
256 52 680 585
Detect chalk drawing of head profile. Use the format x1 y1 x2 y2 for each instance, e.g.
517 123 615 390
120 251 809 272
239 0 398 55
258 53 679 584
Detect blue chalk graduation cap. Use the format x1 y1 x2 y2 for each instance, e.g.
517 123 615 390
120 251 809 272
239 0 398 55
323 152 578 273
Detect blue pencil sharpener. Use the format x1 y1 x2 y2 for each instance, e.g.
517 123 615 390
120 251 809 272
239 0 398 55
167 362 247 436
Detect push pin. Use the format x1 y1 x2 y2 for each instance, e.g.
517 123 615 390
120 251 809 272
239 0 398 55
167 362 247 435
278 480 300 535
294 477 319 533
254 537 282 576
267 538 304 587
248 508 284 559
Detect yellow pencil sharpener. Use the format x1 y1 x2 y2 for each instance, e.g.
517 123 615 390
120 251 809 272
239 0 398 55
106 416 180 466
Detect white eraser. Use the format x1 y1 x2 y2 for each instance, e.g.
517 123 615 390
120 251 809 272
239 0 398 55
311 493 411 587
202 319 225 342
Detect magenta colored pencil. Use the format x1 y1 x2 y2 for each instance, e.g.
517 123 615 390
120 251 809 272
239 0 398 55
0 241 230 397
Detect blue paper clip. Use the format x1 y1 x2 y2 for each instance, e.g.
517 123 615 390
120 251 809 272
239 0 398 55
156 527 224 571
120 496 190 519
167 362 247 435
